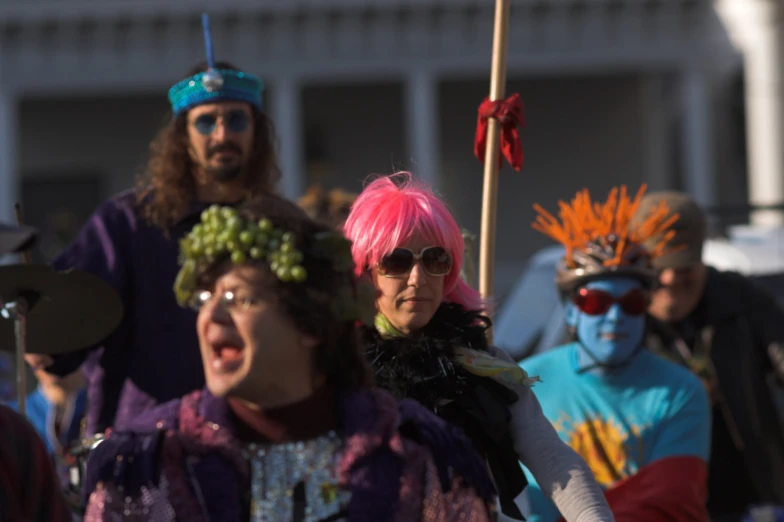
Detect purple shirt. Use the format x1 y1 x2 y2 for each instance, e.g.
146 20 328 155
49 189 216 435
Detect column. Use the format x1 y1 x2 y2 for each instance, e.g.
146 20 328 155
270 77 305 200
742 2 784 226
680 68 717 211
405 70 440 190
640 74 673 190
0 88 19 265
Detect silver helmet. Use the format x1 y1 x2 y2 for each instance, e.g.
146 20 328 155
554 234 657 295
533 185 678 297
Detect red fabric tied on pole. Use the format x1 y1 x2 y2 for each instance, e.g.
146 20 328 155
473 93 524 171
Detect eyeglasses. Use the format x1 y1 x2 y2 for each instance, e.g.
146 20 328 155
189 288 259 312
191 111 251 136
377 246 452 278
572 287 649 316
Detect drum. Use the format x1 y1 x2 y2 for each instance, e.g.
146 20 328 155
62 434 106 513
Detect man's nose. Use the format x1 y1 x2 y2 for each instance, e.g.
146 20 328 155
659 268 676 286
211 121 229 141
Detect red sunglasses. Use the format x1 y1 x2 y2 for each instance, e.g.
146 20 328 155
572 287 649 316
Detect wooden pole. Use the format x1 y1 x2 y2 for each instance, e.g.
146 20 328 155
479 0 511 343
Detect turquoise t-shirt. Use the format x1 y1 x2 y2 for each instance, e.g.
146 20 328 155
518 343 711 522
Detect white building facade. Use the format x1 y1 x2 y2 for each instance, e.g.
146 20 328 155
0 0 780 296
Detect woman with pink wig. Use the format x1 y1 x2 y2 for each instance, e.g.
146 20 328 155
345 172 615 522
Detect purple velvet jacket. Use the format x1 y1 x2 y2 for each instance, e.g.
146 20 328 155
49 190 215 435
82 387 495 522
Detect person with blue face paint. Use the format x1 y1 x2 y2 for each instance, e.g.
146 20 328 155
519 185 712 522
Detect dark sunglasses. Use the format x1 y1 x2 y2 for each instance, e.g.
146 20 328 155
192 111 251 135
377 246 452 278
572 287 649 316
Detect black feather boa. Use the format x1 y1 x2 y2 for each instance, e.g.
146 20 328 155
362 303 497 414
361 302 528 520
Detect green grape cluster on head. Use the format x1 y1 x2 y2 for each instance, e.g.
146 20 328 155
174 205 308 307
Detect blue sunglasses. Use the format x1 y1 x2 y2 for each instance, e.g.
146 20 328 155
192 111 251 135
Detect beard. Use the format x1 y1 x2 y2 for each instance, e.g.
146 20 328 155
204 142 246 183
206 164 243 183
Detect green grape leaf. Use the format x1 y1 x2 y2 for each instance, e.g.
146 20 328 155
173 259 198 307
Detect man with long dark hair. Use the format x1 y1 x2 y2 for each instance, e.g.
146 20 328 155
25 19 282 438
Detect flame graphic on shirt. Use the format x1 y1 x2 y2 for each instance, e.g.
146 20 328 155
565 417 636 487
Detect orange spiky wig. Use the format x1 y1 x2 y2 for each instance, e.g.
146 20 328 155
532 184 680 293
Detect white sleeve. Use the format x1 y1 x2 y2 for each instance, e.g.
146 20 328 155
487 346 615 522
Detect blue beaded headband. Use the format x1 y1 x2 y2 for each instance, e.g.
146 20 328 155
167 14 264 115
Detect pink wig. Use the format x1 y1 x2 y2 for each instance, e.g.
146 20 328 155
343 172 484 312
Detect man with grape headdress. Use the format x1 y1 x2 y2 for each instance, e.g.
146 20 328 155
81 195 498 521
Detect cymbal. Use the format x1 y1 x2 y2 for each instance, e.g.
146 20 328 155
0 264 123 355
0 223 37 256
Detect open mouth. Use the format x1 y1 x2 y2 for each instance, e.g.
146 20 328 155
210 343 245 373
601 333 628 341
